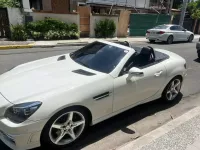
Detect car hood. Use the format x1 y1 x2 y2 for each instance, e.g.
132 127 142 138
0 54 106 103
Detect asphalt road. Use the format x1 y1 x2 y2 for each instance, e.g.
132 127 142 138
1 40 200 150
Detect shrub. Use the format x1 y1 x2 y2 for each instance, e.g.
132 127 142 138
11 24 28 41
30 31 43 40
25 18 79 40
95 19 116 38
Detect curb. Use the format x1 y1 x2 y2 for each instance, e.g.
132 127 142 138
115 106 200 150
0 44 34 50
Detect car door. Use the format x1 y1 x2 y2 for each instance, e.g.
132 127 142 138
170 26 181 41
178 26 188 41
113 56 167 112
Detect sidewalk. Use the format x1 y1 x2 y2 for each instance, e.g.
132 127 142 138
116 106 200 150
0 35 200 50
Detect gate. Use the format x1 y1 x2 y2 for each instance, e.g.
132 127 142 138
77 6 91 37
130 14 171 36
0 8 10 38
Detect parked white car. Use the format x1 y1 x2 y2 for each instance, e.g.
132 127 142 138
146 24 194 44
0 41 187 150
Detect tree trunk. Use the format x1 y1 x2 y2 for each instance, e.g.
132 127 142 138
198 21 200 34
193 19 198 33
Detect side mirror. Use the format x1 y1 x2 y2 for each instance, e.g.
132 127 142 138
183 29 187 31
128 67 144 76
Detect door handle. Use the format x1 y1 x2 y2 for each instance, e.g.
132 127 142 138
154 71 163 77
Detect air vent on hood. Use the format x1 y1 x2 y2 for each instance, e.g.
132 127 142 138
72 69 96 76
57 55 66 61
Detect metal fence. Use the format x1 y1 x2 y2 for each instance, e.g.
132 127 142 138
129 13 171 36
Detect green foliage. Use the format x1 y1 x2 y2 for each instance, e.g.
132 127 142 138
0 0 21 8
95 19 116 38
25 18 79 40
11 24 28 41
187 0 200 19
30 31 43 40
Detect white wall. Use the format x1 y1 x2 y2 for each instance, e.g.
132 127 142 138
90 15 119 37
31 13 80 28
87 0 150 8
7 8 24 26
22 0 32 12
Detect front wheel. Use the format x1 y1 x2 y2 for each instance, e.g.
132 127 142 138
149 40 155 43
166 35 173 44
188 34 194 42
41 107 89 149
162 77 182 102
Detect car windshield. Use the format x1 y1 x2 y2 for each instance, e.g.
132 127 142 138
153 25 168 29
70 42 128 73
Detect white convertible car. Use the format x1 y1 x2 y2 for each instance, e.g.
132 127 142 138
0 41 186 150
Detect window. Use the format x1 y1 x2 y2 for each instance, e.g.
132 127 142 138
170 26 179 31
70 42 128 74
178 26 184 31
29 0 43 10
120 48 155 76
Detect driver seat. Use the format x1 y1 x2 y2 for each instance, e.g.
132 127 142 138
132 46 155 68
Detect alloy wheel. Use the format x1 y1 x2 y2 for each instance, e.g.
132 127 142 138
49 111 85 146
166 79 181 101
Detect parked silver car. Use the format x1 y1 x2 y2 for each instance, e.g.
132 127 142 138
146 24 194 44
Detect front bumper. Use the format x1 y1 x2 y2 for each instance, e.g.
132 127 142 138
0 118 48 150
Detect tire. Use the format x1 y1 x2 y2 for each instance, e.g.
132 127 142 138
40 107 90 149
162 77 182 102
188 34 194 42
166 35 173 44
198 53 200 59
149 40 155 43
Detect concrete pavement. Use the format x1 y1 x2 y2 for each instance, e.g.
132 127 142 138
117 103 200 150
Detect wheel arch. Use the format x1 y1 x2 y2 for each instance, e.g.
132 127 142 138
47 104 93 126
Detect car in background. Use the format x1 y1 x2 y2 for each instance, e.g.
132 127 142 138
146 24 194 44
196 38 200 58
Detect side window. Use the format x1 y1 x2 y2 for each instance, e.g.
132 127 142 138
178 26 184 31
119 51 155 76
170 26 178 31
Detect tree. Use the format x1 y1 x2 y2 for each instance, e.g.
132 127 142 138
187 0 200 33
0 0 22 8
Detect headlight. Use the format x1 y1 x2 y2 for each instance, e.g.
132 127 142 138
5 101 42 123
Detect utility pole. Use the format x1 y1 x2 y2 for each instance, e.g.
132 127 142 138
179 0 188 26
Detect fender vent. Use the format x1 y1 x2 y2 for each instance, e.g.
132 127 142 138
72 69 96 76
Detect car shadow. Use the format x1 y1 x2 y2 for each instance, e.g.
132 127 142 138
64 94 183 150
1 94 182 150
194 58 200 63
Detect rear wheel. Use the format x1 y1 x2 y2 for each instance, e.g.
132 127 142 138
188 34 194 42
162 77 182 102
149 40 155 43
166 35 173 44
